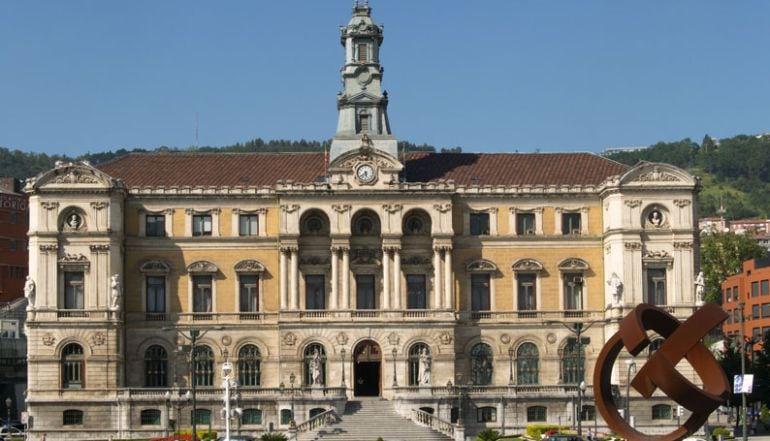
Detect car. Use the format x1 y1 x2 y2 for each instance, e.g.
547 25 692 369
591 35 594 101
0 426 25 441
545 435 584 441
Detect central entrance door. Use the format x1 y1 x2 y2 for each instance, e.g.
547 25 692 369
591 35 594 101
353 340 382 397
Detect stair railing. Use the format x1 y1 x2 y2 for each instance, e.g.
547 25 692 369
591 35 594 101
295 408 339 433
412 408 455 437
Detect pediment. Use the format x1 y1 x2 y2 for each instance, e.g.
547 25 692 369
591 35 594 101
25 161 124 193
328 138 403 172
466 259 498 273
344 91 381 103
618 162 697 187
186 260 218 273
512 258 545 272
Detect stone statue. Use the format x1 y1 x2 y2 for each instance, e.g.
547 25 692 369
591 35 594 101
24 276 36 310
311 350 322 385
109 274 122 311
607 272 623 306
694 271 706 306
419 348 431 385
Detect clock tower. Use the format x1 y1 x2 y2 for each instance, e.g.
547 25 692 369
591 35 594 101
329 1 398 162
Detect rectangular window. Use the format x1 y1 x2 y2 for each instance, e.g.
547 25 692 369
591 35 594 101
357 43 368 62
242 409 262 425
305 274 325 310
192 409 211 425
406 274 427 309
470 213 490 236
64 271 85 309
526 406 547 422
356 274 376 309
734 309 742 323
477 407 497 423
725 288 731 303
192 214 212 236
146 276 166 313
359 114 370 132
652 404 672 420
753 327 762 340
146 215 165 237
239 214 258 236
280 409 293 425
192 275 212 312
471 274 490 311
516 213 535 235
752 281 760 297
762 280 770 296
752 304 760 319
517 274 536 311
762 303 770 318
563 273 583 310
63 410 84 425
734 286 739 300
562 213 581 235
140 409 162 425
646 268 667 305
240 275 259 312
726 310 732 324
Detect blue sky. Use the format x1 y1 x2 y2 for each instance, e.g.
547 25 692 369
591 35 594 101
1 1 769 156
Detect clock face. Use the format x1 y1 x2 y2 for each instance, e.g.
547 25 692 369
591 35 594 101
356 164 376 183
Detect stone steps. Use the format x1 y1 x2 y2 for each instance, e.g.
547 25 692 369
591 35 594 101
297 399 452 441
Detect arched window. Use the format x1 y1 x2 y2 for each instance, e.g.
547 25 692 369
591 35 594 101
238 345 261 387
408 343 429 386
304 343 326 386
144 345 168 387
140 409 162 425
280 409 293 425
470 343 493 385
242 409 262 425
193 346 214 386
62 343 84 389
561 339 584 384
516 343 539 385
63 409 83 425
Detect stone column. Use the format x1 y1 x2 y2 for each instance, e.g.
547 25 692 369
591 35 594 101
289 247 299 310
342 247 350 309
393 248 402 309
280 248 288 310
382 248 391 310
330 247 339 310
443 248 453 309
433 247 442 310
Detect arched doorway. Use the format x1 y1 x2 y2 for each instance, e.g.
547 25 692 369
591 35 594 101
353 340 381 396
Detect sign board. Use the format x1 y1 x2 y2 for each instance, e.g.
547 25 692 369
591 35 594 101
733 374 754 394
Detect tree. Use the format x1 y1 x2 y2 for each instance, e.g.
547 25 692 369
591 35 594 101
700 232 766 304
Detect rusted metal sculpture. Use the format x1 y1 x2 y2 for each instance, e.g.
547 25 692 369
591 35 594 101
594 303 730 441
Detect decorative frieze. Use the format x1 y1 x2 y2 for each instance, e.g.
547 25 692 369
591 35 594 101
673 241 693 249
90 201 109 210
39 244 58 253
624 200 642 208
41 201 59 210
635 166 680 182
283 332 297 346
433 204 451 213
624 242 642 250
89 244 110 252
673 199 691 208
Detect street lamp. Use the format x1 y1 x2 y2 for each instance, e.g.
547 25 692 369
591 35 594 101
170 390 192 441
162 326 223 440
455 374 466 427
579 381 587 429
508 346 515 385
391 348 398 387
289 372 297 430
221 362 242 441
625 359 637 423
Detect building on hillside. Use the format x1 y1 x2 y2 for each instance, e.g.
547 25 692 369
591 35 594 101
0 178 29 304
24 4 703 440
699 217 770 251
721 258 770 351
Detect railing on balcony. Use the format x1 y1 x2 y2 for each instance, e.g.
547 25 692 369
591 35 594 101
412 408 454 437
296 408 338 433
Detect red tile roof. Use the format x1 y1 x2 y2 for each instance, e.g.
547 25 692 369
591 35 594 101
98 152 628 188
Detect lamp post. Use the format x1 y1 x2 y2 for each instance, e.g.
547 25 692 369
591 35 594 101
579 381 586 432
544 319 603 439
624 359 636 423
221 362 242 441
508 346 514 385
289 372 297 430
738 301 748 441
391 348 398 387
340 348 346 387
171 390 191 441
162 326 223 440
455 374 465 427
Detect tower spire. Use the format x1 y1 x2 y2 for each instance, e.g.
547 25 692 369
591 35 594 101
330 3 397 162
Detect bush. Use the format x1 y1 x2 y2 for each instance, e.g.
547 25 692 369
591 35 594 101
476 429 501 441
711 427 733 439
525 425 568 439
259 434 288 441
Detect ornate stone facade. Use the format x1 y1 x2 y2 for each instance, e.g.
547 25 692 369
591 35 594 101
24 4 702 441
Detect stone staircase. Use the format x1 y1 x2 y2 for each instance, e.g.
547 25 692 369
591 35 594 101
297 398 453 441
